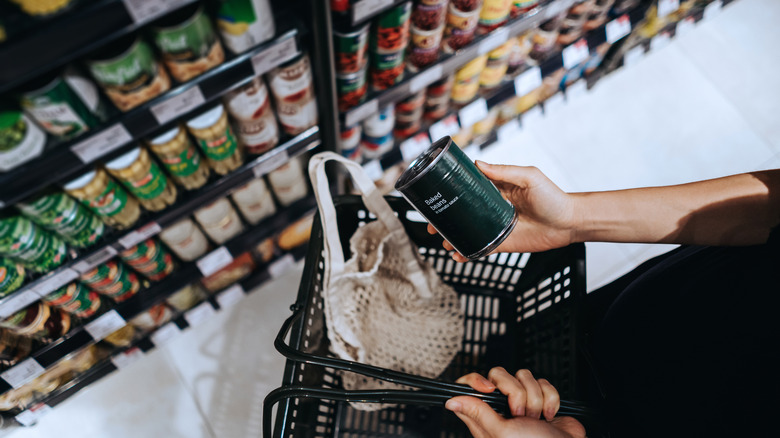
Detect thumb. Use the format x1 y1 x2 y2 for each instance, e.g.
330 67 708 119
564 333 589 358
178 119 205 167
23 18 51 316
446 396 504 434
476 161 537 187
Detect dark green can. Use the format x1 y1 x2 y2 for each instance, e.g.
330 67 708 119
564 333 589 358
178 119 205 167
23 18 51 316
395 136 517 260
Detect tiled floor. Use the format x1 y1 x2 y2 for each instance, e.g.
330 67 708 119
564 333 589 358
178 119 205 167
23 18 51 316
9 0 780 436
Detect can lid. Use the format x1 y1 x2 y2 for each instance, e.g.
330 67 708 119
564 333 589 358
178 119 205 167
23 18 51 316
64 170 97 190
187 106 224 130
395 135 451 191
149 126 181 145
105 147 141 170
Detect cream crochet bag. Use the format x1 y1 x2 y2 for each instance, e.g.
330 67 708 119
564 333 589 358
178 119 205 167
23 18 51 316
309 152 464 410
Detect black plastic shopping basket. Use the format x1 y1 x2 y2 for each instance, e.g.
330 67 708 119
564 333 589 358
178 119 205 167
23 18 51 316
264 195 603 437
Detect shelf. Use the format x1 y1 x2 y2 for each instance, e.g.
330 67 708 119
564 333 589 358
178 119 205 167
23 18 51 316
342 0 578 127
0 27 303 208
0 0 199 93
332 0 410 28
0 195 317 400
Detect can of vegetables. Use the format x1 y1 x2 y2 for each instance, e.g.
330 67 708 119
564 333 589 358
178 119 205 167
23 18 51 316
478 0 512 34
408 24 445 70
336 64 368 111
371 2 412 52
369 49 406 90
411 0 448 30
334 24 369 74
443 2 482 52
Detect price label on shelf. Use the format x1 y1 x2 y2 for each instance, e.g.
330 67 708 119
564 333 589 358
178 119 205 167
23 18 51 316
111 347 144 370
30 268 79 298
0 289 44 320
514 66 543 97
185 302 217 328
197 247 233 277
562 39 589 70
623 45 645 67
150 86 206 125
15 403 52 427
676 16 696 36
543 92 565 115
650 31 672 52
458 98 488 128
429 114 460 141
565 80 588 102
606 15 632 44
410 64 444 93
72 246 118 274
703 0 722 21
657 0 680 19
151 322 181 346
478 27 510 55
1 358 45 389
122 0 191 24
252 37 299 76
217 284 245 309
252 149 289 178
118 222 162 249
345 99 378 127
70 124 133 164
400 133 432 162
353 0 394 24
269 254 296 279
496 119 521 143
85 310 126 342
521 106 544 126
362 160 384 182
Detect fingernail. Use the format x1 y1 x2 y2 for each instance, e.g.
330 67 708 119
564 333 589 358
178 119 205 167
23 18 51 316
479 376 495 390
445 399 462 413
475 160 487 166
515 406 525 417
545 408 554 420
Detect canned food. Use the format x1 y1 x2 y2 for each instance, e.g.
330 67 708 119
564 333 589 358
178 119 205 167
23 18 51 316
426 74 455 97
130 303 173 331
119 238 175 281
106 146 177 212
530 15 564 60
64 169 141 229
331 0 349 12
18 192 105 248
395 136 517 260
424 94 450 120
267 55 318 136
187 105 244 175
336 65 368 112
80 260 141 302
0 258 24 298
11 0 75 16
369 49 406 90
506 35 532 75
152 4 225 82
396 90 425 114
334 24 370 74
452 55 487 104
216 0 276 54
0 302 71 342
339 124 362 160
87 35 171 112
412 1 447 30
223 77 279 155
166 284 206 312
362 105 395 136
450 0 481 12
371 2 412 52
443 3 481 52
394 111 423 139
159 218 210 262
408 24 445 70
267 158 309 206
480 40 512 89
511 0 539 18
43 282 105 319
0 107 45 172
231 178 277 225
478 0 512 34
0 215 68 273
147 125 210 190
194 198 245 244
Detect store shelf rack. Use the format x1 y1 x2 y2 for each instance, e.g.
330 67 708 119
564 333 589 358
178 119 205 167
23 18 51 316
0 26 303 208
332 0 410 28
0 195 317 399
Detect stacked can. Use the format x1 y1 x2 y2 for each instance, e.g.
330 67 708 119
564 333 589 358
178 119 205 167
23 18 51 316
80 260 141 302
478 0 512 34
43 282 107 319
231 178 277 225
408 0 447 70
584 0 616 31
424 74 454 120
557 0 595 46
267 158 309 207
17 191 105 248
530 13 565 60
64 168 142 229
119 238 176 281
187 105 244 175
480 40 513 90
215 0 276 54
369 2 412 90
106 146 178 212
506 34 532 75
0 215 68 273
335 24 370 111
451 54 487 104
361 105 396 159
510 0 539 18
394 90 425 139
267 54 319 135
0 258 25 298
223 77 280 155
443 0 482 52
0 302 71 343
147 125 211 191
339 123 363 161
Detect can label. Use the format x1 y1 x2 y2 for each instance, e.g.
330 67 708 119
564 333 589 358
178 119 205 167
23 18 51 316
83 177 131 218
154 8 224 81
479 0 512 27
160 145 203 177
44 283 102 318
224 78 279 153
119 239 174 281
373 2 412 52
196 126 239 161
19 193 104 247
81 261 140 301
216 0 275 54
0 260 25 296
125 162 169 200
20 77 95 139
0 217 67 271
369 50 405 90
337 70 368 111
0 113 46 172
334 26 369 74
276 98 317 135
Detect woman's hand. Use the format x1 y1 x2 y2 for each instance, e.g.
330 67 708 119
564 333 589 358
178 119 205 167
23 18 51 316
447 367 585 438
428 162 578 262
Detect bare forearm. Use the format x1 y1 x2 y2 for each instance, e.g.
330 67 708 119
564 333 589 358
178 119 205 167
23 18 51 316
571 170 780 246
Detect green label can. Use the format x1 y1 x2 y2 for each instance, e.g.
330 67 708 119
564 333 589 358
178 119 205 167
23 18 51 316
197 126 239 161
0 216 68 272
334 24 369 74
395 136 517 260
80 260 141 302
216 0 276 54
43 282 104 318
88 178 131 218
0 258 25 298
119 238 175 281
0 110 46 172
371 2 412 52
18 192 105 248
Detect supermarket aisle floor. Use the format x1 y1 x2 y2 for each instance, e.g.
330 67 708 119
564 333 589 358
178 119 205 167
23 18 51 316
9 0 780 436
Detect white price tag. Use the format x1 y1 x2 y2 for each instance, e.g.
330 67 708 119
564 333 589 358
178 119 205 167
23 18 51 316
606 15 632 44
543 92 565 114
0 290 44 320
118 222 161 249
623 45 645 67
429 114 460 141
70 124 133 164
458 98 489 128
269 254 296 279
514 67 543 97
400 133 432 162
252 149 289 178
1 358 45 389
650 31 671 52
84 310 126 342
345 99 379 127
521 106 543 126
463 145 482 161
657 0 680 18
185 302 216 327
122 0 191 24
252 37 299 76
496 119 521 143
676 16 696 36
30 268 79 298
151 322 180 346
410 64 444 93
15 403 52 427
362 160 384 182
150 86 206 125
478 27 510 55
562 39 589 70
72 246 118 274
703 0 722 21
353 0 394 24
216 284 245 309
111 347 144 370
197 247 233 277
565 80 587 102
